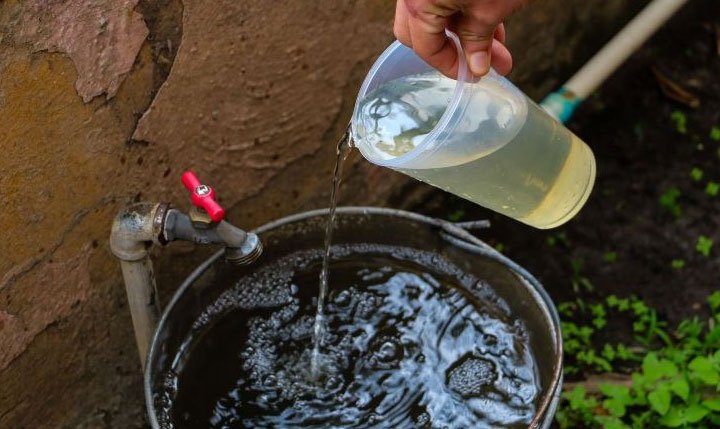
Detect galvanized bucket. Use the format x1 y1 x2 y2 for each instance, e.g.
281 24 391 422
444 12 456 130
145 207 563 428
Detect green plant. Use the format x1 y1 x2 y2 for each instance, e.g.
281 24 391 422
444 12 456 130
710 126 720 142
447 208 465 222
690 167 704 182
705 182 719 197
604 252 618 263
556 292 720 429
570 258 594 293
671 259 685 270
696 236 713 257
659 188 682 218
670 110 687 134
547 231 570 247
559 295 659 376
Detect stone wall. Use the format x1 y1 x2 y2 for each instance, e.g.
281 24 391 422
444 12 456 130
0 0 638 426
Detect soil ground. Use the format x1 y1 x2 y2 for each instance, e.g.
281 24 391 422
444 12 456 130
412 0 720 327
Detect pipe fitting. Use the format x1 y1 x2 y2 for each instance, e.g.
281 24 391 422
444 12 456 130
112 172 263 367
110 202 169 368
110 202 169 261
162 209 262 266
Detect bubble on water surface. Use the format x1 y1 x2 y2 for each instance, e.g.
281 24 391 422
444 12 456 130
446 354 496 398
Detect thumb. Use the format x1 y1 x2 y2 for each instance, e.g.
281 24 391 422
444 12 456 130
454 16 498 77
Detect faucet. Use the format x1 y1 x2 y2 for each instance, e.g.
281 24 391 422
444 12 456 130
110 171 262 368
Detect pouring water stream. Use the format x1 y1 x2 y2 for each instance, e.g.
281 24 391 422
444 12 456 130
311 126 353 377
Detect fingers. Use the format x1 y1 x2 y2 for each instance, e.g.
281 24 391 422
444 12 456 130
404 0 460 78
490 23 511 75
453 13 496 76
490 38 512 75
494 23 506 45
393 0 412 47
393 0 516 78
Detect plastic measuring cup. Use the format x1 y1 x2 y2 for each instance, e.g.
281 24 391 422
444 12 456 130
351 32 596 229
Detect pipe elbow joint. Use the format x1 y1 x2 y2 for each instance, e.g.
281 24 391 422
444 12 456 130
110 202 168 261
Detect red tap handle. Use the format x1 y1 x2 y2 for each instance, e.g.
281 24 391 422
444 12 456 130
181 170 225 222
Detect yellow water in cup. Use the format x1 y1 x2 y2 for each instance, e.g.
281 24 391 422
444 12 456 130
351 36 595 229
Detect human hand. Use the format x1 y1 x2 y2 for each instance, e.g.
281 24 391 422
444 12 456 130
393 0 528 78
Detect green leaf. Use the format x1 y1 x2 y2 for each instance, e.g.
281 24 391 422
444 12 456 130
702 397 720 411
591 304 607 329
557 302 576 317
670 110 687 134
600 383 631 418
684 404 709 423
689 356 720 385
690 167 704 182
615 344 638 361
593 317 607 330
595 415 631 429
447 209 465 222
669 378 689 401
710 126 720 141
631 300 649 316
677 318 703 338
688 356 712 371
706 181 720 197
670 259 685 269
606 295 619 307
599 383 631 399
658 407 685 427
708 291 720 313
604 251 618 263
705 324 720 347
659 187 682 218
648 388 671 415
565 386 593 411
602 343 616 361
642 353 678 382
631 372 648 398
603 398 627 417
696 235 713 257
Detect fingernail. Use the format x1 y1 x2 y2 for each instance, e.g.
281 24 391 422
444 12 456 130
469 51 490 76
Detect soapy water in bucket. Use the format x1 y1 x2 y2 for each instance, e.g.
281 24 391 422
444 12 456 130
154 244 540 428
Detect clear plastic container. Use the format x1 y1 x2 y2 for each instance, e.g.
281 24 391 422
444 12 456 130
351 32 596 229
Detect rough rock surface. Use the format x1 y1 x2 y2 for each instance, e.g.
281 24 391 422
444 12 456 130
19 0 149 101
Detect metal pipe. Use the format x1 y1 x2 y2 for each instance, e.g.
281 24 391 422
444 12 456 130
163 209 263 266
111 203 262 368
110 202 168 368
118 258 159 368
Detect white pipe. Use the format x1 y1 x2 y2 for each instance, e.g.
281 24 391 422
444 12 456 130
541 0 689 122
566 0 689 99
110 202 166 369
120 259 160 368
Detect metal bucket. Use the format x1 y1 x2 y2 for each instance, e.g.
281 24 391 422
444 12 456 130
145 207 562 428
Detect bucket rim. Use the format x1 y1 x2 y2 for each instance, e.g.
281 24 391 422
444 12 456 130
144 206 563 429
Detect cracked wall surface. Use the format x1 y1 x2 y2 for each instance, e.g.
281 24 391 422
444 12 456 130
18 0 149 101
0 0 636 426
